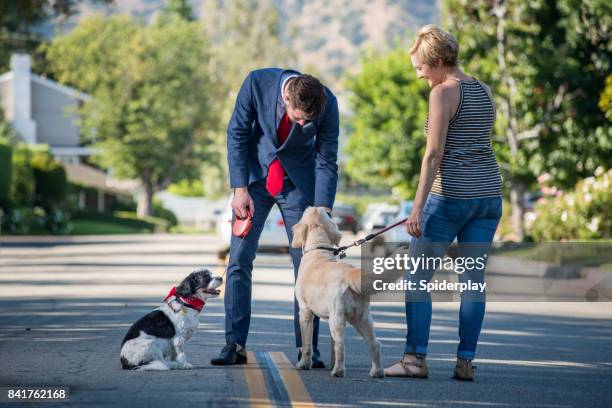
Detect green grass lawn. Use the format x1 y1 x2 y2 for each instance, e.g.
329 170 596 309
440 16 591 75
70 220 152 235
1 210 171 236
169 225 214 234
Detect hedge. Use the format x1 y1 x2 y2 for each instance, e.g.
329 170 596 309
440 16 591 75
30 150 68 209
10 144 35 207
153 200 178 227
71 210 170 233
0 141 12 207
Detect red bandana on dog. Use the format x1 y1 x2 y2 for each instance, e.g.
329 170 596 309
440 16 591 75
164 286 205 312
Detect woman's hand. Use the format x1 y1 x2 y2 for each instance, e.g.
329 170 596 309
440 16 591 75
405 206 423 237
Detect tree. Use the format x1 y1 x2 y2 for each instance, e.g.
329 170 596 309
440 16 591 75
0 0 112 72
600 75 612 121
0 108 16 210
345 49 429 197
163 0 194 21
442 0 611 240
200 0 292 93
344 0 609 240
196 0 293 197
43 15 220 217
0 140 12 210
0 107 16 143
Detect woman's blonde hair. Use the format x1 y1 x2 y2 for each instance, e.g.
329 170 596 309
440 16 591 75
410 24 459 67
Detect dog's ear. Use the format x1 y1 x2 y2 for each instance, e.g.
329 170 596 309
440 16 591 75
193 269 212 288
327 223 342 246
291 220 308 248
176 273 197 297
320 208 342 246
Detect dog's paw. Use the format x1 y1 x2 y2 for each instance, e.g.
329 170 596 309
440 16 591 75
370 367 385 378
331 367 345 377
180 362 193 369
296 358 311 370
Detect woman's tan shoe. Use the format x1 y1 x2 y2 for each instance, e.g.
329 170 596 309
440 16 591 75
384 353 429 378
452 358 476 381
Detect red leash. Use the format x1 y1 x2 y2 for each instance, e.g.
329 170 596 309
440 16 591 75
227 207 409 260
334 217 409 259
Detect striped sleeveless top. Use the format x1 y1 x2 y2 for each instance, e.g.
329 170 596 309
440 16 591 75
426 78 502 198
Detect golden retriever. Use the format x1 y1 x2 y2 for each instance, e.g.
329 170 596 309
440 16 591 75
291 207 384 378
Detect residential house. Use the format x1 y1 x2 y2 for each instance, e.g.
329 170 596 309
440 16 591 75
0 53 135 212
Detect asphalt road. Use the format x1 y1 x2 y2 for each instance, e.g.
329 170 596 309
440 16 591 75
1 234 611 407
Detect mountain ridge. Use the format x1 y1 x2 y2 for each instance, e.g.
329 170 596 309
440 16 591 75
38 0 438 88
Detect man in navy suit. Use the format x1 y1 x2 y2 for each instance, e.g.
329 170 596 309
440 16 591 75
211 69 339 366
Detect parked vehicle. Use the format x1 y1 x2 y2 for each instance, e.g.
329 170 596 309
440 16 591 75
361 203 399 232
383 200 414 245
380 200 458 256
216 197 289 258
332 203 359 234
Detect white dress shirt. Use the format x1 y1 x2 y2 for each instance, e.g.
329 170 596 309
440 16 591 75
276 73 298 129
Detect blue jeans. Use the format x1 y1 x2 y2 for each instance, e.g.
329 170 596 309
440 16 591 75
404 194 502 360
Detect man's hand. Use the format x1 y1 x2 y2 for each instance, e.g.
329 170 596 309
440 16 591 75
232 187 254 219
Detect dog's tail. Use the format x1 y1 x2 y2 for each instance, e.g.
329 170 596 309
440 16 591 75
345 267 362 294
121 357 169 371
136 361 170 371
120 357 138 370
345 259 407 296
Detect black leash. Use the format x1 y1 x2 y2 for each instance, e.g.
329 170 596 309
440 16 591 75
306 217 410 259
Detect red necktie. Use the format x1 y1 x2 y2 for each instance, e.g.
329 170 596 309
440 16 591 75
266 113 292 196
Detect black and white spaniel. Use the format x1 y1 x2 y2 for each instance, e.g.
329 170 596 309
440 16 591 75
120 269 222 370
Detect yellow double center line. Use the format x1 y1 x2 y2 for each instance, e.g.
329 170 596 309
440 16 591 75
245 351 315 408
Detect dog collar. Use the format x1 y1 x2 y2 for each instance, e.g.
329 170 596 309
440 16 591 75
164 286 205 312
303 246 338 255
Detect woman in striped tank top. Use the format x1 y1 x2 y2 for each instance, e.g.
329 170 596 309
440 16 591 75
384 25 503 381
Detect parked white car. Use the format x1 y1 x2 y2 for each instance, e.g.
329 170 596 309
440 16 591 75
361 203 399 232
380 200 456 255
216 196 289 258
383 200 414 245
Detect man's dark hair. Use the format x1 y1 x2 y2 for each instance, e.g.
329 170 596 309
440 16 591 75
286 74 327 119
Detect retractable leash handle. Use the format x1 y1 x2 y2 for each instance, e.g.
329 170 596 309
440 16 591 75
232 216 252 238
217 206 253 280
232 205 253 238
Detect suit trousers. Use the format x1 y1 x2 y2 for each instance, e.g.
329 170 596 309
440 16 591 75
224 177 321 354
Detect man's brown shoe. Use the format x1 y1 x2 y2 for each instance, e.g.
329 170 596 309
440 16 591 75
384 353 428 378
452 358 476 381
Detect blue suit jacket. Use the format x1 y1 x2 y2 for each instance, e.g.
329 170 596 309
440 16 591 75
227 68 339 209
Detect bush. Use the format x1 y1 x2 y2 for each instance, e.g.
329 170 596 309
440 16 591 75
9 144 35 208
1 206 71 235
110 197 137 212
153 200 178 227
1 207 36 234
0 140 12 208
30 150 68 210
71 210 170 233
114 211 171 232
529 168 611 241
0 107 16 142
492 199 514 241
